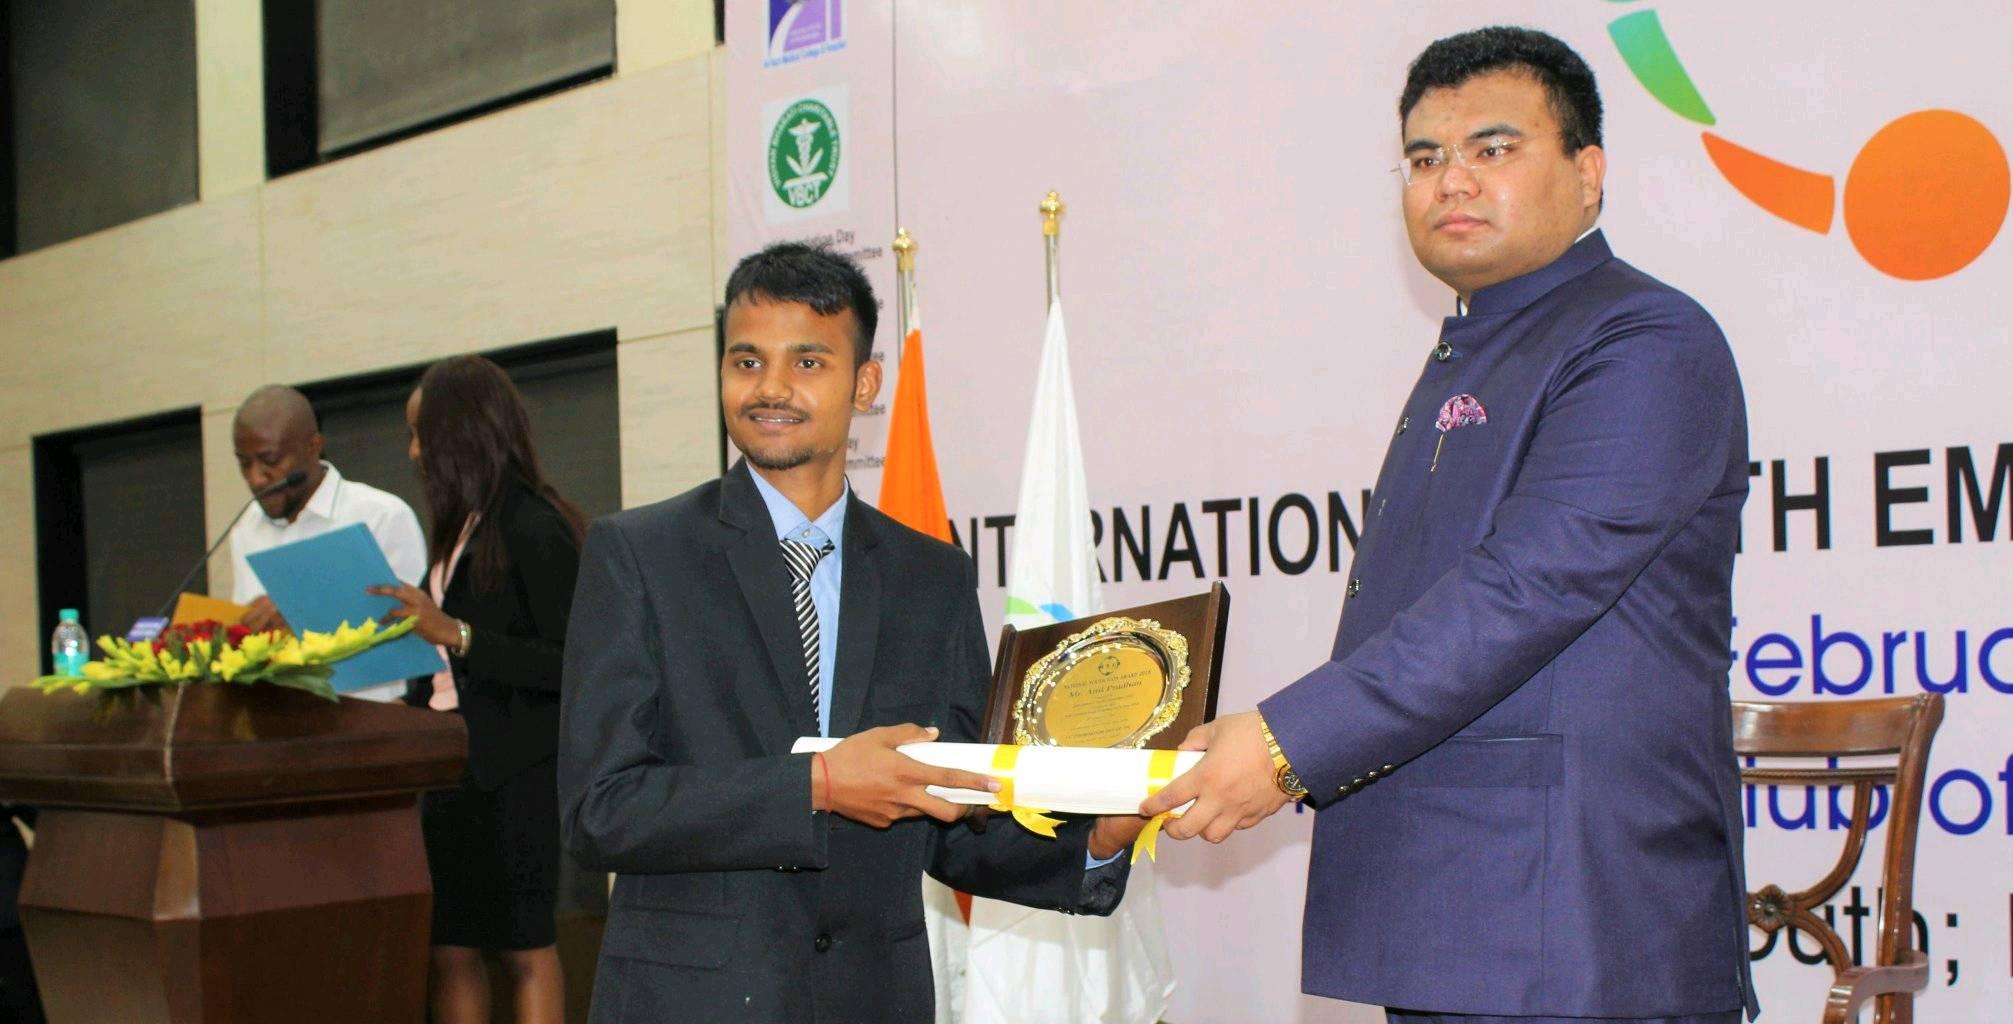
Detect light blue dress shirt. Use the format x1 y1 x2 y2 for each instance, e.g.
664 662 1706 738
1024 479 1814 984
748 469 847 737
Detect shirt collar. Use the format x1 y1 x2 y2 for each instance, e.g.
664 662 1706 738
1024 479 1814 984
268 460 342 526
1456 225 1604 317
747 468 850 549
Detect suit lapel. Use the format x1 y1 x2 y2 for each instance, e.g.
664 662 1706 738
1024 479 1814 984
828 497 880 738
719 465 819 740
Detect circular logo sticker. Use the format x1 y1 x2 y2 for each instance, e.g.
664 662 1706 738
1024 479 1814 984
768 99 841 210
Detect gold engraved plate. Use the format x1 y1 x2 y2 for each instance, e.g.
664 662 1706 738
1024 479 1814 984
1013 617 1189 748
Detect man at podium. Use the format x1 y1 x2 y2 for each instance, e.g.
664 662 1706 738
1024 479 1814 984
227 384 427 698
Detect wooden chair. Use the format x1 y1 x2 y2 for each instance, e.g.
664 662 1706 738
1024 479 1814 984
1733 694 1944 1024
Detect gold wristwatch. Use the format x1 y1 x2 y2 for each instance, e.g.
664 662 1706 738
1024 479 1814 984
1257 713 1309 800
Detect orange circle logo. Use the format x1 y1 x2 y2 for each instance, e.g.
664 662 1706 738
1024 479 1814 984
1844 111 2011 281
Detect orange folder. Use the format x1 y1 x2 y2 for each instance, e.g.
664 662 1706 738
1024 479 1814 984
169 593 250 627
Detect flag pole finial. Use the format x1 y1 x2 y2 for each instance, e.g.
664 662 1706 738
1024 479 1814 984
892 229 917 355
1040 192 1065 306
893 227 916 273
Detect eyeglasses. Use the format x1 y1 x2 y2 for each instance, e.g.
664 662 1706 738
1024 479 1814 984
1394 131 1560 187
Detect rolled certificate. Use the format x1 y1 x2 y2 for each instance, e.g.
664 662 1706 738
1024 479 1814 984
791 737 1198 816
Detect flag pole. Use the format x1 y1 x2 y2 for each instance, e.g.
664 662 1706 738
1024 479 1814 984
1040 190 1064 308
892 227 916 363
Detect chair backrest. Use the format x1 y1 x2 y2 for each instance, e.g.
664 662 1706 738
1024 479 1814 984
1732 694 1944 1024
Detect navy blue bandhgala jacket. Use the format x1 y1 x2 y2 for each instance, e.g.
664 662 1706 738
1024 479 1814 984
1262 231 1758 1019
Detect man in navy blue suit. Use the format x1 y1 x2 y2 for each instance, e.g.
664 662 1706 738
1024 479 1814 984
1145 27 1757 1023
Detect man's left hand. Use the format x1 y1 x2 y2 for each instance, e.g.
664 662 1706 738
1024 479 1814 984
1138 710 1291 843
1087 814 1152 860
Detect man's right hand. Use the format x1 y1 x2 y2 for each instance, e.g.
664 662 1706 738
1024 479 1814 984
240 596 290 634
814 724 1002 828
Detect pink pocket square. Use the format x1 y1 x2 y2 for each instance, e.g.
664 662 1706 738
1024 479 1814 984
1430 394 1486 472
1436 394 1487 432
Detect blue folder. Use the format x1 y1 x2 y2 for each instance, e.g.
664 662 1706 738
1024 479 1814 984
245 523 445 693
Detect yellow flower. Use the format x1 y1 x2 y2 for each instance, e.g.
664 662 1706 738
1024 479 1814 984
300 619 397 664
104 641 160 679
82 661 122 682
214 647 249 682
133 649 167 681
298 631 337 661
238 631 273 663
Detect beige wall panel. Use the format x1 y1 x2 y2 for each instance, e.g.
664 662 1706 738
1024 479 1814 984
260 58 715 385
0 446 37 686
710 48 730 296
618 0 717 77
0 191 265 441
618 327 720 509
195 0 266 200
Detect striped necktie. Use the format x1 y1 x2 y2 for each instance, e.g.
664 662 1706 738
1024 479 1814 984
780 537 835 720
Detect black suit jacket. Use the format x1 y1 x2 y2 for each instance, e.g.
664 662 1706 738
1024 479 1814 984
407 484 581 791
559 462 1126 1024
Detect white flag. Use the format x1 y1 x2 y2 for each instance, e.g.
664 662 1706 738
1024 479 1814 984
1002 299 1103 628
960 298 1176 1024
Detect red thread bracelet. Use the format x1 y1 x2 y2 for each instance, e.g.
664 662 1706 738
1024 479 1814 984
812 751 832 812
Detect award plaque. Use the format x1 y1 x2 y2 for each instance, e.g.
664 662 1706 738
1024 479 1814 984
983 583 1229 751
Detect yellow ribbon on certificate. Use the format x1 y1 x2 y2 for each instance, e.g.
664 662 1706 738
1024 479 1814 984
1133 748 1182 864
989 744 1064 838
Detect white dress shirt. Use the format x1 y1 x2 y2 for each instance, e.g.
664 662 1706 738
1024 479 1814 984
228 460 428 602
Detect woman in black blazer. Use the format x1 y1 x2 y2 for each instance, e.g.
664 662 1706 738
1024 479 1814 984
373 354 583 1024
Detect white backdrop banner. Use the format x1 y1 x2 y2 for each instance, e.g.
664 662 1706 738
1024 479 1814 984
728 3 2011 1021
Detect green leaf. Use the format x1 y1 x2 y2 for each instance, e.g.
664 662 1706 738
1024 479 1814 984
261 666 340 702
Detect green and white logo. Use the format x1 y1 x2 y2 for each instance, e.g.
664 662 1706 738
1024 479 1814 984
767 99 841 209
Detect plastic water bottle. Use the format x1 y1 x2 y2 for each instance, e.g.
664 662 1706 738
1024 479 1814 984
52 608 90 676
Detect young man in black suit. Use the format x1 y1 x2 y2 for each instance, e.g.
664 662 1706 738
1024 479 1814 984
559 243 1144 1024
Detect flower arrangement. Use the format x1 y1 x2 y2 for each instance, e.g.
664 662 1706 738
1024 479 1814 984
32 617 418 702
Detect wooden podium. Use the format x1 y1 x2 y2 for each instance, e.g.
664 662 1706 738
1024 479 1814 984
0 683 466 1023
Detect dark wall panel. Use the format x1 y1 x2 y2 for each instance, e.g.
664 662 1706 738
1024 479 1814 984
316 0 613 155
74 422 208 635
299 335 622 551
34 412 206 670
8 0 198 252
1 0 17 260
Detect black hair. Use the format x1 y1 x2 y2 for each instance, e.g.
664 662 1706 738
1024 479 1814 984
1399 26 1603 154
411 356 585 593
722 241 879 369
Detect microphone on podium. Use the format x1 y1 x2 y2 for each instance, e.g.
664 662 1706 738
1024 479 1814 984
153 470 310 620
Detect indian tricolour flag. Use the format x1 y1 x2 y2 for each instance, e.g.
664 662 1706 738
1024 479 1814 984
961 297 1176 1024
874 281 977 1024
